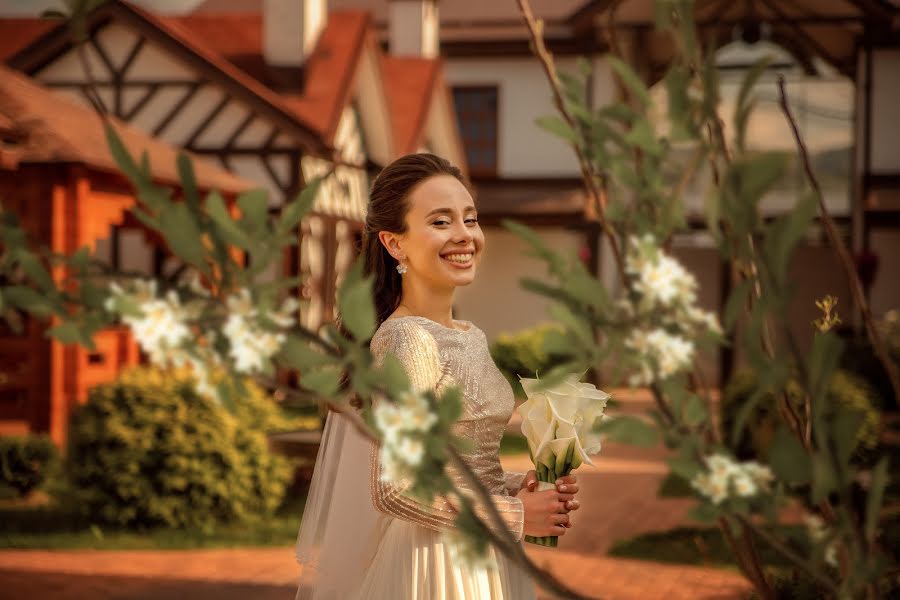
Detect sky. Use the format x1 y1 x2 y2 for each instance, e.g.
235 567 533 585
0 0 204 15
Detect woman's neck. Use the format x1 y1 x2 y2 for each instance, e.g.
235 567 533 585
396 282 455 329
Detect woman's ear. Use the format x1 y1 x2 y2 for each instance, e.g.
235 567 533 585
378 231 405 261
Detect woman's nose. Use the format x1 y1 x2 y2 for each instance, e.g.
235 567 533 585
452 222 474 242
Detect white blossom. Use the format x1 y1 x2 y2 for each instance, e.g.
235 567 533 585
108 280 191 366
626 328 695 384
804 514 839 567
691 454 776 505
373 390 438 484
222 289 288 374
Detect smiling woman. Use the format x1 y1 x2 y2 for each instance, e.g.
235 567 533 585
293 153 580 600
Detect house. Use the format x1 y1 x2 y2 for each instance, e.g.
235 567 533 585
0 64 252 445
1 0 465 332
0 0 465 444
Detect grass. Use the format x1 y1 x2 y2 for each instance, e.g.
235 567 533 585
0 486 308 550
499 432 529 456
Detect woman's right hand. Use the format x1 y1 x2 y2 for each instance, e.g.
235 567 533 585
518 486 569 538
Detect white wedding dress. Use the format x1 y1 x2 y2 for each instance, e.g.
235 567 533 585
294 315 536 600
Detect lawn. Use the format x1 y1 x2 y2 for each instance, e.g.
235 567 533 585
0 486 308 550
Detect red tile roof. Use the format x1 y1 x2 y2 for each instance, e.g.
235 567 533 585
1 2 447 160
0 18 53 62
0 64 251 193
168 10 371 142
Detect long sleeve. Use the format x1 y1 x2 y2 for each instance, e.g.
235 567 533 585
369 319 525 542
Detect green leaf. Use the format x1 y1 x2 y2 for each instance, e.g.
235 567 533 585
657 472 694 497
832 410 865 468
729 151 788 206
176 153 200 212
768 426 810 484
682 394 706 427
276 334 335 371
811 454 837 504
300 365 343 397
536 115 579 145
104 124 142 184
623 118 662 156
723 278 754 331
865 457 889 541
336 258 376 341
205 191 253 249
277 179 321 236
734 56 772 151
561 260 609 310
46 321 95 350
237 188 269 234
807 333 844 410
377 354 411 397
159 203 209 274
16 252 55 291
666 445 701 480
437 387 463 426
609 56 651 107
595 415 659 447
763 191 817 285
3 286 56 317
687 502 720 523
731 385 769 447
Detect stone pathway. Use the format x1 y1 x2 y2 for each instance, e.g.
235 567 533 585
0 390 753 599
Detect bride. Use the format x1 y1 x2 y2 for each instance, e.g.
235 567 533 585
294 153 581 599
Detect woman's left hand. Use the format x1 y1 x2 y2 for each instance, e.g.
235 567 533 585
519 470 580 526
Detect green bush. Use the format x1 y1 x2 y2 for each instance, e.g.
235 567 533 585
67 367 294 530
0 434 58 497
722 368 881 464
490 322 569 396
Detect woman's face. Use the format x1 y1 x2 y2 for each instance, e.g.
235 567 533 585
386 174 485 291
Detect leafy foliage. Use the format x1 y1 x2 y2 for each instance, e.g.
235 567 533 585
66 368 294 530
0 435 58 497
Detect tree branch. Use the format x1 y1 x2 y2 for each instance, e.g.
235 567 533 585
776 75 900 404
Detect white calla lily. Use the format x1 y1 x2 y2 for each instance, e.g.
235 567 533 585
515 372 610 548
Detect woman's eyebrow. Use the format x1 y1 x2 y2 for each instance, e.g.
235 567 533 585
425 206 477 217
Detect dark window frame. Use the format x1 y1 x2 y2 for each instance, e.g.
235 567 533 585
451 85 499 177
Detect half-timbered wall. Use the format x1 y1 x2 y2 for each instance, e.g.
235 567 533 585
299 106 368 331
33 21 303 209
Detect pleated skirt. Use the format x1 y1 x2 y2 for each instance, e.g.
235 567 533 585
353 518 537 600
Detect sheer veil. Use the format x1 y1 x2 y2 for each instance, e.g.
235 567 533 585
294 409 384 599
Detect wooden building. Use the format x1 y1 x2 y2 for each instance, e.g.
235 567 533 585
0 0 466 444
0 64 251 445
1 0 465 332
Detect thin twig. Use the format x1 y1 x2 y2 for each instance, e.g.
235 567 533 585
776 75 900 404
516 0 625 282
735 515 840 594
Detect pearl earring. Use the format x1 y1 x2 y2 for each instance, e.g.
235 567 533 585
396 261 408 275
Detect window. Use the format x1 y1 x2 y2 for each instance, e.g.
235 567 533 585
452 86 498 177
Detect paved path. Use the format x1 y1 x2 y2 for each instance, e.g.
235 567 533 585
0 390 752 599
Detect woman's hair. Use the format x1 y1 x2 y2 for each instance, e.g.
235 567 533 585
360 153 466 330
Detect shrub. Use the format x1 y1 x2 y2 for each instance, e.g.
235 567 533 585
0 434 58 497
67 367 294 530
490 322 569 396
721 368 881 464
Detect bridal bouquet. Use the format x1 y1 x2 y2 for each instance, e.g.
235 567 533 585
517 372 609 547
